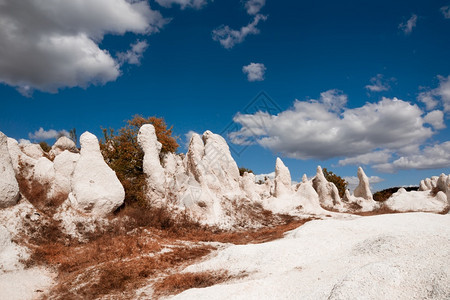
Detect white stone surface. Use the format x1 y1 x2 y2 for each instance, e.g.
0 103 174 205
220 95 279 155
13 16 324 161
0 132 20 208
274 158 292 197
312 166 342 210
50 136 78 157
385 188 448 213
171 213 450 300
70 132 124 216
138 124 166 197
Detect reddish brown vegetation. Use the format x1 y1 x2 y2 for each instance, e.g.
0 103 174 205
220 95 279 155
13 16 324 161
16 161 66 214
20 202 312 299
154 270 246 298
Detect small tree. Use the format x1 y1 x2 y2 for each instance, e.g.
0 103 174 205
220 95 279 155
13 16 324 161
239 167 254 176
39 141 51 152
100 115 179 207
322 168 347 198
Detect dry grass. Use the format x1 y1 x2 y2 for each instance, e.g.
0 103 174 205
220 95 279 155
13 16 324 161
16 161 66 214
153 270 247 298
22 210 312 299
352 206 402 216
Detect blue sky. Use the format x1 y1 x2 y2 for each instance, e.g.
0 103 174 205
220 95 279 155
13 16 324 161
0 0 449 191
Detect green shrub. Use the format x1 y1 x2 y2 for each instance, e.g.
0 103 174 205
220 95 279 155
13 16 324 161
322 168 347 198
100 115 179 207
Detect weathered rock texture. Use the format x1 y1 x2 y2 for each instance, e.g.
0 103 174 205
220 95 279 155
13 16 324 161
312 166 342 210
0 132 20 208
70 132 124 216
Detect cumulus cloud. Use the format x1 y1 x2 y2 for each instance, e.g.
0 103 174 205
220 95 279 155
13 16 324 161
424 110 446 130
29 128 70 141
441 6 450 19
374 142 450 172
245 0 266 15
399 14 417 35
344 175 385 192
155 0 210 9
212 14 267 49
338 151 392 166
117 40 149 66
229 91 435 162
418 75 450 113
365 74 391 92
242 63 266 81
0 0 168 96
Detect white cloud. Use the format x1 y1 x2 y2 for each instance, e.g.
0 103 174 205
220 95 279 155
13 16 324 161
229 91 435 161
155 0 210 10
29 128 69 141
0 0 168 96
424 110 446 130
212 14 267 49
441 6 450 19
418 75 450 113
117 40 149 66
418 91 439 111
255 172 275 182
399 14 417 35
374 142 450 172
245 0 266 15
242 63 266 82
365 74 391 92
184 130 199 147
344 175 385 192
338 151 391 166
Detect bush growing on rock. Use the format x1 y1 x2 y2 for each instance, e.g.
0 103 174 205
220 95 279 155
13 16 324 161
322 168 347 198
239 167 253 176
100 115 179 207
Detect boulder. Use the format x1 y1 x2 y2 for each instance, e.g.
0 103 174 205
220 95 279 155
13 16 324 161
240 172 261 202
0 132 20 208
53 150 79 197
353 167 373 201
137 124 166 197
274 158 292 197
312 166 342 210
50 136 78 157
185 131 240 195
6 138 37 176
295 180 328 214
385 188 448 213
70 132 124 216
20 144 44 160
33 157 55 185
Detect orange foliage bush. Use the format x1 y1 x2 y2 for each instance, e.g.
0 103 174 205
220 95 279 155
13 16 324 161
100 115 179 207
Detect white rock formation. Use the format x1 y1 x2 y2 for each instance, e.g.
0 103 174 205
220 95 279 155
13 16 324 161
240 172 261 202
70 132 124 216
184 131 240 197
353 167 373 201
138 124 166 198
385 188 448 213
273 158 293 197
0 132 20 208
50 136 78 157
295 179 329 215
53 151 79 197
33 157 55 186
20 144 44 160
312 166 342 210
343 167 378 212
